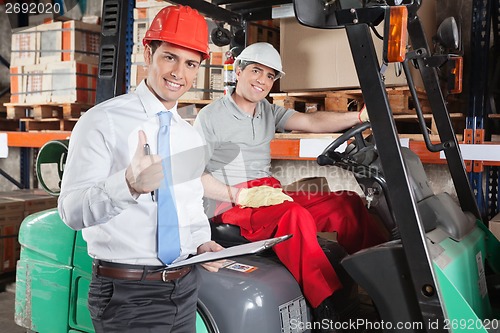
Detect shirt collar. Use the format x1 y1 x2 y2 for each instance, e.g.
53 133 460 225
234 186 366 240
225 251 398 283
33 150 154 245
225 89 262 120
136 80 179 122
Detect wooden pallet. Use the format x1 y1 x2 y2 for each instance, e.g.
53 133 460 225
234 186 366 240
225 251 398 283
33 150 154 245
0 119 20 131
4 102 91 120
19 118 78 131
270 86 431 114
394 113 465 135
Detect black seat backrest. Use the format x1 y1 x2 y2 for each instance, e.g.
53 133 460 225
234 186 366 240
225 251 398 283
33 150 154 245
205 196 250 247
210 219 250 248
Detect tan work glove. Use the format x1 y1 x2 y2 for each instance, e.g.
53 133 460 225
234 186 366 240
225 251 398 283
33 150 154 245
236 186 293 208
125 130 163 197
358 105 369 122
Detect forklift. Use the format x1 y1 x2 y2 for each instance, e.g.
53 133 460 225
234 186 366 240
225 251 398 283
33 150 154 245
13 0 500 332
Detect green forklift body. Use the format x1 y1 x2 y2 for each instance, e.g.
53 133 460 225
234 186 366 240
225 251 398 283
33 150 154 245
15 209 76 332
434 222 500 332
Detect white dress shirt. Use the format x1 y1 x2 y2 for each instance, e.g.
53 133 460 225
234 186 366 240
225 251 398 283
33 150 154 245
58 80 210 265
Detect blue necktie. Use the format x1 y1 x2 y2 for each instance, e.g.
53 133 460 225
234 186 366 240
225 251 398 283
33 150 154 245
157 111 180 264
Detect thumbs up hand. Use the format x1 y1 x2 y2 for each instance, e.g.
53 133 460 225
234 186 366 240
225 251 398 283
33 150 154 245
125 130 163 197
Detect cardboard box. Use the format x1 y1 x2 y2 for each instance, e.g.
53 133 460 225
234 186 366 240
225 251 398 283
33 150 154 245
9 20 101 105
0 190 58 217
23 63 50 104
12 20 100 67
47 61 98 104
0 223 21 273
37 21 63 64
10 66 25 103
209 52 224 66
10 61 97 105
246 21 280 48
279 18 408 92
0 197 25 274
61 20 101 65
489 213 500 240
10 26 38 66
0 198 26 217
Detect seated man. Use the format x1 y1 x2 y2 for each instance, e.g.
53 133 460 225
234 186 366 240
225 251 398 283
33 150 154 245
194 42 387 331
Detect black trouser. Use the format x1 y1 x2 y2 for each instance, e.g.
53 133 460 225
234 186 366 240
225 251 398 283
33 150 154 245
88 265 200 333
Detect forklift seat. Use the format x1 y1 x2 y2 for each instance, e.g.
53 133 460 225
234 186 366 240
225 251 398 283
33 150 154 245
205 197 249 247
210 219 250 248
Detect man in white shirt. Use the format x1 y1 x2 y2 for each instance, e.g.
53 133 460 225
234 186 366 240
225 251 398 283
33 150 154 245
58 6 222 333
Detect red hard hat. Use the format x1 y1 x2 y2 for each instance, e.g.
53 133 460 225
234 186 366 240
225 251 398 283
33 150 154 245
143 5 210 60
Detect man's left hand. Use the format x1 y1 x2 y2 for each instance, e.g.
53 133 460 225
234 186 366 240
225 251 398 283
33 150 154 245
197 241 225 272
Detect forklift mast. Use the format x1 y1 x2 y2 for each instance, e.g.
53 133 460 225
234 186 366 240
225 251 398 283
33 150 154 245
340 8 449 331
95 0 132 103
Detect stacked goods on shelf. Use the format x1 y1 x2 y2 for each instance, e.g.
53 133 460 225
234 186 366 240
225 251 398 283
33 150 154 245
0 190 58 274
10 20 100 106
270 88 465 135
207 50 224 100
7 20 100 132
246 20 280 50
130 3 166 90
12 61 97 106
135 0 168 8
0 198 25 274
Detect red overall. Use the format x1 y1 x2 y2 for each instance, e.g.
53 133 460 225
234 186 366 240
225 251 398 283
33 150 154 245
214 177 387 308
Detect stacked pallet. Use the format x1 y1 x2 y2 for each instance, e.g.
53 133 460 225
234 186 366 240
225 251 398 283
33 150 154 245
7 20 100 131
271 87 431 114
2 103 89 131
270 87 465 135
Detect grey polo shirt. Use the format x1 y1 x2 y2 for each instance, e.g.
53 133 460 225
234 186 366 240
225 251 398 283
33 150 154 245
194 93 296 185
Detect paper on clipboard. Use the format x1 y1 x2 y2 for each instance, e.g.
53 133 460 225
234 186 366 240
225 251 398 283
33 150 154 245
166 234 292 269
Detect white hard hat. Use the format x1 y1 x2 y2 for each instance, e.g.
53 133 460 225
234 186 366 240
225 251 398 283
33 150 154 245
235 42 285 79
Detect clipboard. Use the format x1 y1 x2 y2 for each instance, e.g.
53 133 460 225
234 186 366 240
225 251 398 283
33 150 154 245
166 234 292 269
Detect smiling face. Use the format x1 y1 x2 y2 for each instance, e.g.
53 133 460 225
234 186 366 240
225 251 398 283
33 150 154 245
144 42 202 109
234 62 276 104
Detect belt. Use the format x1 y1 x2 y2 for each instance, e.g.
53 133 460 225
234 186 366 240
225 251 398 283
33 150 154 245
93 260 192 282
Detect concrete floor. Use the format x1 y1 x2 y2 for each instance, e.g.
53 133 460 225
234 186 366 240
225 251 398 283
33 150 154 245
0 284 25 333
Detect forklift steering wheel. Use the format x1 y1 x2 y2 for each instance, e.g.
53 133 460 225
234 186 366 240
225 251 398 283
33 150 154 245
317 122 372 166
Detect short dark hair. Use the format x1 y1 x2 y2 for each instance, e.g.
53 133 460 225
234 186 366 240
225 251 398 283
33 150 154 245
148 40 163 55
237 60 279 76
